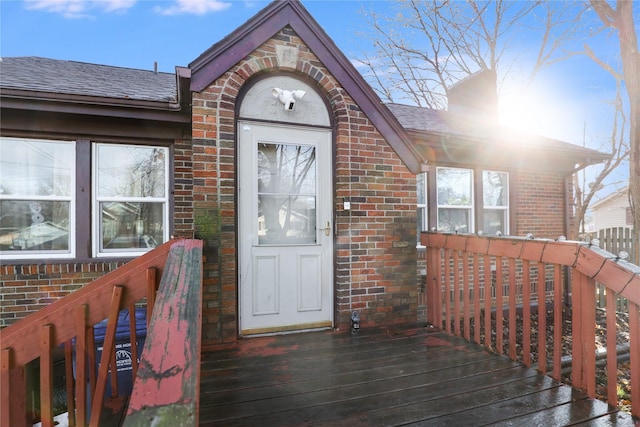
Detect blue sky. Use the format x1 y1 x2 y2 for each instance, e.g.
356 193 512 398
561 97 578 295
0 0 633 186
1 0 375 72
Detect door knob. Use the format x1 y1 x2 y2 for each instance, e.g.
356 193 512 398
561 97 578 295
320 221 331 236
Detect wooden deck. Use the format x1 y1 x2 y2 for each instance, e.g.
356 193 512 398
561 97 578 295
199 326 636 426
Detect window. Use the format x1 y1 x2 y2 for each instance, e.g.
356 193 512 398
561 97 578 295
417 167 510 236
482 170 509 235
0 138 75 259
437 167 474 233
0 138 170 260
94 144 169 257
417 172 427 244
257 142 317 245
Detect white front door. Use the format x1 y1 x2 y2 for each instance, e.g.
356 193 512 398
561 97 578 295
238 122 333 335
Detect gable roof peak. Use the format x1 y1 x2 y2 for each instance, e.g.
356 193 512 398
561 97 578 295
189 0 423 174
190 0 312 86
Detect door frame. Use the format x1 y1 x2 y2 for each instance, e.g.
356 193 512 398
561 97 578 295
237 120 335 336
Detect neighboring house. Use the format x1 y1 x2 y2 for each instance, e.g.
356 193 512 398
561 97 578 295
0 0 608 343
588 186 633 231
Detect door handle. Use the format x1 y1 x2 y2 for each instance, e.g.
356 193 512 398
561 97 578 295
320 221 331 236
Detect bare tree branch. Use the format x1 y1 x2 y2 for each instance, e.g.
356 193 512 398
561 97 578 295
587 0 640 264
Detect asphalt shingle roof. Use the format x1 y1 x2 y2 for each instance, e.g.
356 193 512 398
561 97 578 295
386 102 607 158
0 56 178 103
386 103 451 134
0 57 607 164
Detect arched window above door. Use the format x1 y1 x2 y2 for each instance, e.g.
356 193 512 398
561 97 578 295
239 76 330 127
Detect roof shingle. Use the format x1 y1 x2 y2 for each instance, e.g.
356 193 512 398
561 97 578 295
0 56 177 103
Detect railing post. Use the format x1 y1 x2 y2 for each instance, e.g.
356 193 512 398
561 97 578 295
495 257 504 355
453 250 461 336
630 302 639 417
75 304 89 427
425 246 441 328
571 268 596 398
606 289 618 409
552 264 563 380
508 258 516 360
64 340 76 426
537 262 547 374
1 348 15 427
483 254 491 350
40 324 54 427
463 252 471 341
123 239 203 426
522 260 531 367
472 253 481 344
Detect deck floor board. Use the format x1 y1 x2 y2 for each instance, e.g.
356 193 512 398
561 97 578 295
199 326 635 426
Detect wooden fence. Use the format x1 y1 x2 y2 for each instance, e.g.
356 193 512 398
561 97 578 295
583 227 636 265
583 227 636 311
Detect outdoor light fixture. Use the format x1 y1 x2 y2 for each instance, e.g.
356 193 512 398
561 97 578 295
272 88 306 111
477 230 484 236
557 236 567 241
496 231 502 237
525 233 534 239
351 311 360 334
590 238 601 247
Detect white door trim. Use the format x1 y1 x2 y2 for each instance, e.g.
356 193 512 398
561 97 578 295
238 121 333 336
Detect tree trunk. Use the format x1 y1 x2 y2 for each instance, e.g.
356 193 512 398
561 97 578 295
615 1 640 265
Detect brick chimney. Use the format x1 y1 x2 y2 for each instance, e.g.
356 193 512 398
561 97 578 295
447 69 498 123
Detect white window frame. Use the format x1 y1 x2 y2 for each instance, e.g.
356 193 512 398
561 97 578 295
0 137 76 260
482 170 510 235
436 167 474 233
417 172 428 246
92 143 170 258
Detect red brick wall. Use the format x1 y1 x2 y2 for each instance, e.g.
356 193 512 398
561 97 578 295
191 27 418 344
513 170 571 239
0 261 124 327
0 137 193 329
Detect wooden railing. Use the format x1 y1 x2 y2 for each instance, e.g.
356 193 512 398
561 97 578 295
584 227 636 311
422 232 640 419
0 239 201 427
123 239 203 426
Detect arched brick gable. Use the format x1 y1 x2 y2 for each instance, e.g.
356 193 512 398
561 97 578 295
191 28 419 344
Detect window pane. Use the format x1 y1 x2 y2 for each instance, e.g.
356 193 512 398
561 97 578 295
257 142 317 245
483 209 507 235
258 143 316 194
438 208 471 233
417 206 427 232
100 202 163 252
483 171 508 207
437 168 472 206
0 138 73 197
97 145 166 198
417 206 427 244
258 195 316 244
417 173 426 205
0 200 70 251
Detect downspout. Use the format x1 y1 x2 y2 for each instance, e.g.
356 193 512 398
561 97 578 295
563 161 589 307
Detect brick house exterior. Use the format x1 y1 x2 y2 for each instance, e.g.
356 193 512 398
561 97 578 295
0 0 607 344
